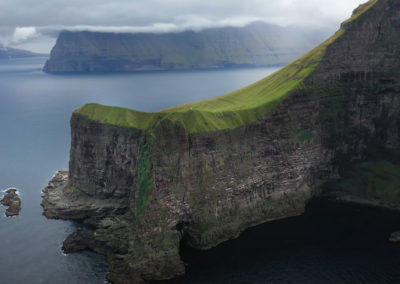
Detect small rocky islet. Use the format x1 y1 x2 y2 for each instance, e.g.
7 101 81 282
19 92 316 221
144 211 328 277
1 188 21 216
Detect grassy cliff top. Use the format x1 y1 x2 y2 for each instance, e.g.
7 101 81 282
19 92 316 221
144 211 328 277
75 0 379 133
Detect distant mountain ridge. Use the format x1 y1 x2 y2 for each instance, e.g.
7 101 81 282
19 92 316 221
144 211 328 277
0 47 46 59
43 22 332 73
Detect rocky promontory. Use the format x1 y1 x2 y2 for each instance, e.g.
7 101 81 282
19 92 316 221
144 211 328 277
42 0 400 283
1 189 21 216
41 171 128 220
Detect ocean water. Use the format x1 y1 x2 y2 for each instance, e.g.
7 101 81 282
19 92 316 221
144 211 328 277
0 57 279 284
0 57 399 284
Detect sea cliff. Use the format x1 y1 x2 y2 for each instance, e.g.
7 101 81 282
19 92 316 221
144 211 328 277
42 0 400 282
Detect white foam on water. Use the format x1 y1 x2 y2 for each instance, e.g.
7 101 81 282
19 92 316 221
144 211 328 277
2 187 22 197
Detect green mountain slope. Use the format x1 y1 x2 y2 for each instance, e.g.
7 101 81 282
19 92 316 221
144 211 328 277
76 0 378 133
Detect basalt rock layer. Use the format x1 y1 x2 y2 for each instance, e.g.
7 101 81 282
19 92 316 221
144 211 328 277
42 0 400 283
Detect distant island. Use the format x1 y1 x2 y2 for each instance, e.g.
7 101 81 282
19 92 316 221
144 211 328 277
0 47 46 59
43 22 330 73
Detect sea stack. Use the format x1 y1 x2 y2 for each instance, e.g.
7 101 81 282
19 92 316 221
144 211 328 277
1 189 21 217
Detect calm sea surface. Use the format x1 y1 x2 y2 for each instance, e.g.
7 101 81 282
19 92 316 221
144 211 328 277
0 57 399 284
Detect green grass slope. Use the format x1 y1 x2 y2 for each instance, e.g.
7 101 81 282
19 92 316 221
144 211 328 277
75 0 379 133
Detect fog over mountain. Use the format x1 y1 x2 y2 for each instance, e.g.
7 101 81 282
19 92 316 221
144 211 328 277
1 0 368 53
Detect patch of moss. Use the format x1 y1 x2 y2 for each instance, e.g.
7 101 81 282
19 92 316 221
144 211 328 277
136 132 156 216
66 185 81 194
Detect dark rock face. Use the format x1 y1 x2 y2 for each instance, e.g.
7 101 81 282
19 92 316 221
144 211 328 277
1 188 21 216
69 116 143 198
42 1 400 283
310 0 400 208
43 22 330 73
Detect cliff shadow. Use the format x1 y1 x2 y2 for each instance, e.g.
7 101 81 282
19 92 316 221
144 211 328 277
161 198 400 284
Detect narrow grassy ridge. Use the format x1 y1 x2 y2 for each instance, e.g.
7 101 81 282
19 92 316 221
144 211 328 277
75 0 379 133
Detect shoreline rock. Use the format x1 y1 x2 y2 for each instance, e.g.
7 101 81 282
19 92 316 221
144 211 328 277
41 171 136 283
41 171 128 220
390 232 400 242
1 188 21 216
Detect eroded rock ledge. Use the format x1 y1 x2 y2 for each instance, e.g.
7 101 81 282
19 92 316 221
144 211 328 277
41 171 128 220
42 171 184 283
1 188 21 217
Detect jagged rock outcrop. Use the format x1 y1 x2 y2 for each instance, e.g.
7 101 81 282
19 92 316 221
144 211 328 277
42 0 400 283
1 188 21 216
43 22 330 73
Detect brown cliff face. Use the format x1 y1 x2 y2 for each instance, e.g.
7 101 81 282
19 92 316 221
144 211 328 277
69 115 143 198
42 0 400 283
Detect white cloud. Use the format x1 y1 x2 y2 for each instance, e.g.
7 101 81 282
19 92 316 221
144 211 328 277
39 17 273 35
12 27 40 44
0 0 370 52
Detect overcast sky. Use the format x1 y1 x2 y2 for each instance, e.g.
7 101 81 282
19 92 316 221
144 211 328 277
0 0 369 53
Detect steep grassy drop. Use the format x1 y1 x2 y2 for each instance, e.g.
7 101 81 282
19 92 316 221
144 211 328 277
74 0 377 133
